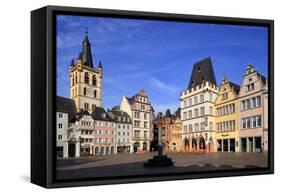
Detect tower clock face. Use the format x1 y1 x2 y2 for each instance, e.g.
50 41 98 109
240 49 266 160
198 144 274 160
87 88 94 96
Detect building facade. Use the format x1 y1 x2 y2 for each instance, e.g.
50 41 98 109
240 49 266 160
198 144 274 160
56 96 78 158
238 64 268 152
91 107 116 155
180 57 218 153
169 108 182 152
69 31 103 111
120 89 153 152
108 107 133 153
214 76 240 152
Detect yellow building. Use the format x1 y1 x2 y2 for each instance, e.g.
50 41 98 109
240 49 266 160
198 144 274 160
214 76 240 152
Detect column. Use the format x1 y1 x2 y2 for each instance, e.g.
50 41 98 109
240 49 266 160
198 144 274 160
221 140 224 152
246 138 249 152
63 142 68 158
253 137 256 153
75 141 80 157
228 139 230 152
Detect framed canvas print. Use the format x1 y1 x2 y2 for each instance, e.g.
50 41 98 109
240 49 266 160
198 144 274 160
31 5 274 188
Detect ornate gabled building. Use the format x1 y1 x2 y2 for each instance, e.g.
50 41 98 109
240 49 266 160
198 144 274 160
69 31 103 112
238 64 268 152
169 108 182 152
214 76 240 152
120 89 153 152
180 57 218 153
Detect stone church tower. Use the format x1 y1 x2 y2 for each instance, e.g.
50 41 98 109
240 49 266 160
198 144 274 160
69 30 103 112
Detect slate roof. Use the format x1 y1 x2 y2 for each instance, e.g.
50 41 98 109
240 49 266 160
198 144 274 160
229 81 240 94
56 96 77 122
81 32 94 68
91 107 115 122
188 57 217 89
108 109 132 124
257 73 267 85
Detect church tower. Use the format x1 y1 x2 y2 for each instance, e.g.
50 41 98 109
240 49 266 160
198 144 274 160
69 30 103 112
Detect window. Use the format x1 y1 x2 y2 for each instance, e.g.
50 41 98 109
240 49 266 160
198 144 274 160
58 135 62 140
247 83 254 91
200 107 205 116
183 125 187 133
188 98 192 106
194 96 198 104
209 93 213 102
256 96 261 107
194 109 198 117
195 123 199 132
94 90 97 98
144 121 148 128
222 93 228 100
84 72 89 84
246 99 251 109
75 72 77 84
188 110 192 119
127 125 130 129
188 124 193 132
144 113 147 120
184 100 187 107
58 123 63 129
92 75 97 86
209 106 213 115
200 94 204 102
209 122 213 130
183 112 187 119
144 131 148 138
84 87 87 95
84 103 89 110
127 132 130 136
58 113 63 118
200 122 205 131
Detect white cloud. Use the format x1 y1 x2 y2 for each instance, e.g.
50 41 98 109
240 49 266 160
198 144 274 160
150 77 178 94
152 102 179 114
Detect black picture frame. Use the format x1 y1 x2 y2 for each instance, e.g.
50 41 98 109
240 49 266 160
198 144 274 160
31 5 274 188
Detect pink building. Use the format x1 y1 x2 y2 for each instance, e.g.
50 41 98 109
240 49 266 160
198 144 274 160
238 64 268 152
91 107 116 155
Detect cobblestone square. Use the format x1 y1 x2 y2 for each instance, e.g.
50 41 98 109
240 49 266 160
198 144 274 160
56 152 268 180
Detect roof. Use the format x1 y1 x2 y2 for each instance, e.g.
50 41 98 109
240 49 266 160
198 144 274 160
81 32 94 68
108 109 132 124
91 107 115 122
98 61 103 69
56 96 77 122
188 57 217 89
229 81 240 94
257 73 267 85
165 109 172 118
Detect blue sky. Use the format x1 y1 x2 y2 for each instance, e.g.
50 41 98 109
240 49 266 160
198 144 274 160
56 15 268 114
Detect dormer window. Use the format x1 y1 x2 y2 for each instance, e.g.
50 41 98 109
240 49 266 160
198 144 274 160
102 113 106 118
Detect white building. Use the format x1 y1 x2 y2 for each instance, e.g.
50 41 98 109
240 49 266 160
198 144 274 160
120 89 153 152
56 96 77 158
108 107 133 153
180 57 218 153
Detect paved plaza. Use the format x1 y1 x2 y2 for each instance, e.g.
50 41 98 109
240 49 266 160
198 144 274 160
56 152 268 180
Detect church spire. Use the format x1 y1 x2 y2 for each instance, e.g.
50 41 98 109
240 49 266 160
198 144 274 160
81 28 94 68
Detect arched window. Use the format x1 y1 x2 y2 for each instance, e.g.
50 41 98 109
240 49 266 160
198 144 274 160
92 75 97 86
72 75 74 86
84 87 87 95
75 72 77 84
94 90 97 98
84 72 89 84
